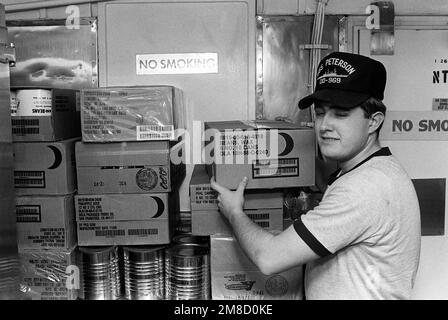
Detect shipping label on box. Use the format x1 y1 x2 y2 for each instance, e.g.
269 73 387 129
77 220 172 246
81 86 184 142
211 234 303 300
11 88 80 142
19 247 78 300
204 120 315 189
76 140 185 194
14 138 78 195
190 164 284 211
192 208 283 236
16 195 77 250
75 193 169 221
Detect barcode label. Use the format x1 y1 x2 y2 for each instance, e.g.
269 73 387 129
137 125 174 141
128 228 159 236
247 213 270 220
16 205 41 223
252 157 299 179
253 158 298 167
12 127 40 135
247 213 270 229
255 221 270 228
12 119 39 126
95 230 125 237
14 171 45 188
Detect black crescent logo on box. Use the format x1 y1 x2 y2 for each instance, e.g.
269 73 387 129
278 133 294 156
47 145 62 169
150 196 165 218
265 274 288 296
135 168 158 191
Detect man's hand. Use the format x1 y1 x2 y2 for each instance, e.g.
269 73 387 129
210 176 248 221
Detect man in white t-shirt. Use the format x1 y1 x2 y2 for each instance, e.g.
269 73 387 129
211 52 421 300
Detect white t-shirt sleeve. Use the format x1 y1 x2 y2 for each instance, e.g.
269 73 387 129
294 181 383 256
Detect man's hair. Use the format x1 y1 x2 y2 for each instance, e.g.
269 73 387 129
358 97 386 134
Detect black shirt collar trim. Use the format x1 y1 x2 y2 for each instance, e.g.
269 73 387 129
327 147 392 186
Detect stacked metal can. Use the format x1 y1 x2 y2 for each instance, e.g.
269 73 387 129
78 246 122 300
165 238 210 300
172 234 210 247
122 246 165 300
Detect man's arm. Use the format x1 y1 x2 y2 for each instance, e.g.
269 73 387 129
211 177 320 275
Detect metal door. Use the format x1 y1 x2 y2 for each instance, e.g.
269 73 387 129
98 0 256 211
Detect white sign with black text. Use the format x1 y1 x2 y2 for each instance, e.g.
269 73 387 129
136 53 218 75
381 111 448 140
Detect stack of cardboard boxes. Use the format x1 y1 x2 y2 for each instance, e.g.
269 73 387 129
12 88 80 300
74 86 186 247
191 120 316 300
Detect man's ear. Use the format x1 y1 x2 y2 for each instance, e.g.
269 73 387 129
368 111 385 134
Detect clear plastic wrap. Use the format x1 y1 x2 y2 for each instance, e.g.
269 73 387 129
81 86 184 142
19 247 78 300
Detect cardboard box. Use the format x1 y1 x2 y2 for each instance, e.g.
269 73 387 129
81 86 184 142
189 164 284 210
19 247 78 300
13 138 78 195
211 234 303 300
204 120 315 189
16 195 77 250
76 140 185 194
76 191 179 246
11 88 80 142
192 208 284 236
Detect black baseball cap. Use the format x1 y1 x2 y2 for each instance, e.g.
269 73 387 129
298 52 387 109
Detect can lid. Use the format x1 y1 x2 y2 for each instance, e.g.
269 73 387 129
166 244 209 257
172 235 209 246
79 246 117 264
123 245 165 262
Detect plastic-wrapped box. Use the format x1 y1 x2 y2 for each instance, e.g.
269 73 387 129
81 86 184 142
19 247 78 300
210 234 303 300
16 194 77 250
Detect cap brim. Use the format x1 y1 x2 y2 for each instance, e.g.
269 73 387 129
298 89 370 110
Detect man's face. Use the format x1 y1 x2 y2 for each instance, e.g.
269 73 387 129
314 101 370 162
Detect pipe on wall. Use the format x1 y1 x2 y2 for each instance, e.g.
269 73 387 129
5 0 110 13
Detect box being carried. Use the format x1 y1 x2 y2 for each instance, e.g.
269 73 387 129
210 234 303 300
204 120 315 190
19 247 78 300
75 140 185 194
11 88 80 142
13 138 78 195
80 86 184 142
75 192 179 246
16 195 77 250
